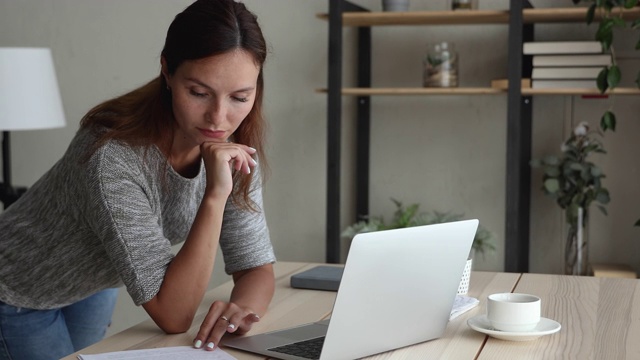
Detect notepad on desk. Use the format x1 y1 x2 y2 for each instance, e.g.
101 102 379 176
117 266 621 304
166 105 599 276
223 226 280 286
78 346 236 360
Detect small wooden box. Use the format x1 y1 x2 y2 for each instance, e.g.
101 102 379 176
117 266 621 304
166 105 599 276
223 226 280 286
592 263 637 279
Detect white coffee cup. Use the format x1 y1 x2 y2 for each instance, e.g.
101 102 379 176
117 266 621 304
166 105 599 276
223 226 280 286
487 293 541 332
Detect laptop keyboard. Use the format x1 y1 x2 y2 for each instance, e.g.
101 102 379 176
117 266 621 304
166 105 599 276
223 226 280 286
268 336 325 359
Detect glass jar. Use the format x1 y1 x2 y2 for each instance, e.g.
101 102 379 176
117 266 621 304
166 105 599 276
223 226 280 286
452 0 474 10
423 42 458 88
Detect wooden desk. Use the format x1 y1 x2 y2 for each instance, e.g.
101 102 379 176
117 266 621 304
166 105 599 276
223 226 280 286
63 262 640 359
479 273 640 360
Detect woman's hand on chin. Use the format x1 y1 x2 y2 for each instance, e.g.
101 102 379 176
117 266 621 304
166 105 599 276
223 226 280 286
200 142 257 199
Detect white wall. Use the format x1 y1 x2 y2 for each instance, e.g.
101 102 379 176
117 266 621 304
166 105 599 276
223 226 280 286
1 0 639 335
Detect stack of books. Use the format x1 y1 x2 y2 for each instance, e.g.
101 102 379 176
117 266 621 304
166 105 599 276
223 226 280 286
524 41 609 89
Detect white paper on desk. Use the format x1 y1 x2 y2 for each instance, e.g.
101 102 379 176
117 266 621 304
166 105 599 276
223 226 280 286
78 346 236 360
450 295 479 320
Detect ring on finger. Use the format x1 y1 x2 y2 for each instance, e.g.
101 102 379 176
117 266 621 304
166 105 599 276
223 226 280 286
220 315 236 330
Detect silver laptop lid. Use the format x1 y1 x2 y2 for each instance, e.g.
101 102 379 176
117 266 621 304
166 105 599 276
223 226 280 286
320 219 478 360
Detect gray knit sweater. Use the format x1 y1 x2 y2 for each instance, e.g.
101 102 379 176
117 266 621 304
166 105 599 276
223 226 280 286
0 127 276 309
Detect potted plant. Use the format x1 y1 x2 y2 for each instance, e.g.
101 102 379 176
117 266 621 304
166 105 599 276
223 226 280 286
382 0 410 12
341 198 495 259
530 121 610 276
341 198 496 295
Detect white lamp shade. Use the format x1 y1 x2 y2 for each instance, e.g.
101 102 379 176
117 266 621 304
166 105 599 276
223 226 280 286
0 47 66 131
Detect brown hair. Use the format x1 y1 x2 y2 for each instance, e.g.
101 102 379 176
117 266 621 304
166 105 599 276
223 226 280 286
80 0 268 209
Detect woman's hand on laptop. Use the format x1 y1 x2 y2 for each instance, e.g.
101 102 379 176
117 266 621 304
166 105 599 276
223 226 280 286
193 300 261 351
194 264 275 351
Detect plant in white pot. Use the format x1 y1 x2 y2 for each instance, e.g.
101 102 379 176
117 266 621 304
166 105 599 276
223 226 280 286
341 198 496 294
382 0 410 12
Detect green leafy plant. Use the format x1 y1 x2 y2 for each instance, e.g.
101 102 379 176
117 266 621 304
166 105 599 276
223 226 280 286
530 122 610 227
341 198 496 258
572 1 640 226
572 0 640 132
426 55 444 67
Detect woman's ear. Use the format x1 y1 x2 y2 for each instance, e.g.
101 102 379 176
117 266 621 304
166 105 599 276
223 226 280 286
160 56 170 87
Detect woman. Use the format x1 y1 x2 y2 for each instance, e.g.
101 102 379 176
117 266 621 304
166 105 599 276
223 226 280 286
0 0 276 359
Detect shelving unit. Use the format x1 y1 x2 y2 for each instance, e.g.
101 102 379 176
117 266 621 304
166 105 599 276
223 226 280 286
321 0 640 270
317 6 640 26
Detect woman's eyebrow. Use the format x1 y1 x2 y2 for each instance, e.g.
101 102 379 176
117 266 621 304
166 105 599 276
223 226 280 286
185 77 255 93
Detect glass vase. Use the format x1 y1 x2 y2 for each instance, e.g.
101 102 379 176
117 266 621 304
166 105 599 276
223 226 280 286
423 42 458 88
565 207 590 276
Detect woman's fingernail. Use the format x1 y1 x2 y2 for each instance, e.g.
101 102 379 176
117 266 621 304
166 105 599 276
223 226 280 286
251 158 258 166
206 342 215 350
228 323 236 330
249 147 257 152
194 340 202 348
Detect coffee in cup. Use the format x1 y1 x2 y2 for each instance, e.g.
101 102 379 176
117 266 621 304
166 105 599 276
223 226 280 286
487 293 541 332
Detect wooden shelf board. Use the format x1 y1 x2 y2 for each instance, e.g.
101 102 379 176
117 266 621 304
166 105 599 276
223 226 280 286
317 87 503 95
524 7 640 23
523 87 640 95
316 7 640 27
316 87 640 96
316 10 509 26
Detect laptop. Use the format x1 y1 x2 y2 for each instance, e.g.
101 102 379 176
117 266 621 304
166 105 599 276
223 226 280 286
223 219 478 360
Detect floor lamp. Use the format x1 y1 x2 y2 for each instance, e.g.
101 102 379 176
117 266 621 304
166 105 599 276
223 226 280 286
0 48 66 209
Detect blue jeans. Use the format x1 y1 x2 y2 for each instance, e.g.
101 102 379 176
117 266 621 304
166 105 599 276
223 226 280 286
0 288 119 360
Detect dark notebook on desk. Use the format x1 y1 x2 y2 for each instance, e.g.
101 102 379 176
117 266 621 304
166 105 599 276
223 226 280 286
290 265 343 291
223 220 478 360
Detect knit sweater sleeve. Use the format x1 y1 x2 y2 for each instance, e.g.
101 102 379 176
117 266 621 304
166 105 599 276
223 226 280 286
84 142 173 306
220 170 276 274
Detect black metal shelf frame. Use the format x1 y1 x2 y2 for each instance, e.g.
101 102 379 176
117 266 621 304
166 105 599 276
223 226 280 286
325 0 533 273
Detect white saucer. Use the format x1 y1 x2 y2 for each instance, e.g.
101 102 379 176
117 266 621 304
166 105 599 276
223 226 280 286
467 314 561 341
